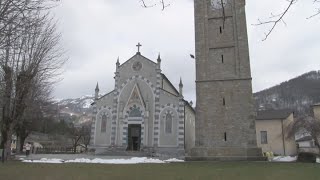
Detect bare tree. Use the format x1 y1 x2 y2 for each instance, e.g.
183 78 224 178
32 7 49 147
68 122 92 153
254 0 320 41
15 79 52 153
69 125 82 153
288 115 320 153
0 0 57 49
80 122 91 152
0 2 64 161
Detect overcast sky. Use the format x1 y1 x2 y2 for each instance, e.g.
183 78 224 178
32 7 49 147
52 0 320 103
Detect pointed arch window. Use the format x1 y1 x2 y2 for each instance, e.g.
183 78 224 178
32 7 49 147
101 114 107 133
165 113 173 134
129 105 142 117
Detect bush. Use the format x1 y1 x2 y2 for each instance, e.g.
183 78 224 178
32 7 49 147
297 152 317 163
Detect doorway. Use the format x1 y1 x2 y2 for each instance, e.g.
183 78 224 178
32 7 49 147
127 124 141 151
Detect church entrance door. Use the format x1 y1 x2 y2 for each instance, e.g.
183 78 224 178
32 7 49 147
127 124 141 151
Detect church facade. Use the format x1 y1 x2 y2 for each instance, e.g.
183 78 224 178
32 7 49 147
90 49 195 157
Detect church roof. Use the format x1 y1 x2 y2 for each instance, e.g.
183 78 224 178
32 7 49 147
161 73 180 95
91 90 115 105
256 109 294 120
296 136 313 142
119 53 157 68
184 100 195 113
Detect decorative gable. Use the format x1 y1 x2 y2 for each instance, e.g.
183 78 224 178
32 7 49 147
126 83 145 108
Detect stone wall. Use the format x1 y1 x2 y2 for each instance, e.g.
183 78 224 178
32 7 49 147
189 0 263 160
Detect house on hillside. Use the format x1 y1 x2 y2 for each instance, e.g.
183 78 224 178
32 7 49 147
295 104 320 154
296 136 315 148
255 109 297 156
312 104 320 120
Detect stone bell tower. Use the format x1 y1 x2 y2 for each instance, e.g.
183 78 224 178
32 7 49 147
187 0 264 160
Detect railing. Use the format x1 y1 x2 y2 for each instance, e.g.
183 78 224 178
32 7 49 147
34 147 82 154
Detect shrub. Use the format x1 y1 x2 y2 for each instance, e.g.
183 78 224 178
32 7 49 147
297 152 317 163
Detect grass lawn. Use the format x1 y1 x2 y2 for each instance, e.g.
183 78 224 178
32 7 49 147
0 161 319 180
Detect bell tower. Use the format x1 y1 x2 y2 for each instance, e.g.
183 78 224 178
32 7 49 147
188 0 264 160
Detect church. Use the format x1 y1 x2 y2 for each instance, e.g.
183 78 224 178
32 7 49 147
90 45 195 157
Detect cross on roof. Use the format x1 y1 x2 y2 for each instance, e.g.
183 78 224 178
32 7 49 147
136 43 142 53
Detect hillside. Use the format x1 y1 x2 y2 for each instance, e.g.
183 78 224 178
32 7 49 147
254 71 320 115
54 95 94 124
54 71 320 119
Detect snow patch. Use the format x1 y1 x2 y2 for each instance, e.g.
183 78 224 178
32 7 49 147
21 157 184 164
272 156 297 162
82 99 94 109
66 157 164 164
164 158 184 162
23 158 64 164
317 158 320 163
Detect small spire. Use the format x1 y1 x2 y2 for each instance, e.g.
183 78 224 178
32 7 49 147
157 53 161 62
95 82 99 91
189 101 193 107
179 77 183 97
179 77 183 87
95 82 99 100
116 57 120 66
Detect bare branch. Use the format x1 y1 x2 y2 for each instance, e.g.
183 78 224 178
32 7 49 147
253 0 296 41
140 0 170 10
254 0 320 41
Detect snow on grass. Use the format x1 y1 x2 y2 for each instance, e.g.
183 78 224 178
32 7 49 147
317 158 320 163
23 158 64 164
164 158 184 163
272 156 297 162
21 157 184 164
65 157 164 164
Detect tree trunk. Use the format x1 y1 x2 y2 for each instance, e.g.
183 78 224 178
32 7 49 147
17 134 28 154
2 127 13 161
314 137 320 155
73 144 77 153
0 130 8 163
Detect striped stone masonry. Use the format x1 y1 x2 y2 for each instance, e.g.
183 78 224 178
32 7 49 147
153 69 161 147
111 71 120 145
178 98 185 148
90 104 97 145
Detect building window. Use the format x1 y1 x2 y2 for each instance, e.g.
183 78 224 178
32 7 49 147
224 132 227 141
101 114 107 133
165 113 173 134
261 131 268 144
221 55 224 63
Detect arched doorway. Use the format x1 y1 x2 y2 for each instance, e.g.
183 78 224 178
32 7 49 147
127 124 141 151
126 105 143 151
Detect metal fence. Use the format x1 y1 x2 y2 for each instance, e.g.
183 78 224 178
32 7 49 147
34 147 82 154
